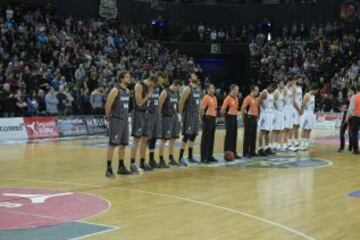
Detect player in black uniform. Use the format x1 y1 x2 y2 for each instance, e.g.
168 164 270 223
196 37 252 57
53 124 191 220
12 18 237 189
130 76 158 173
178 73 202 166
159 80 182 167
105 71 132 178
148 73 166 168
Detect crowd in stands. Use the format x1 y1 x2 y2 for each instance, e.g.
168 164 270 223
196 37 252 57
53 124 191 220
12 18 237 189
0 6 204 117
0 5 359 117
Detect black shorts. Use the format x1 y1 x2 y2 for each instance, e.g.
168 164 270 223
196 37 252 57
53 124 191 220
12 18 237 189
147 113 162 139
182 111 199 136
131 111 150 138
109 117 129 146
162 116 180 140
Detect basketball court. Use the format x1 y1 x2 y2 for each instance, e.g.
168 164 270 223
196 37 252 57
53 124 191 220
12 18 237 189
0 128 359 240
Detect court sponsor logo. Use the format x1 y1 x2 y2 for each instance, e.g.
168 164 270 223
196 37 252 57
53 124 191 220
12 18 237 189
24 117 59 139
348 190 360 199
196 153 331 169
0 188 109 230
0 118 27 140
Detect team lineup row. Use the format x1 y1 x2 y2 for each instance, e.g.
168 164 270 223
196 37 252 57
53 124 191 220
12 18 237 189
103 71 321 178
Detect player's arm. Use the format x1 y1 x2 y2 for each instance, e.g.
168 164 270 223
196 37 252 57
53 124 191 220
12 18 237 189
178 86 191 114
105 88 118 120
258 90 267 106
199 96 209 117
300 94 310 115
159 90 168 115
241 97 249 117
134 83 151 107
273 90 279 102
220 97 229 116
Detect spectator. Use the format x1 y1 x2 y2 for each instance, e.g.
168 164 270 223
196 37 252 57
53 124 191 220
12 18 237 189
90 87 104 115
57 86 69 116
15 90 28 116
45 87 59 115
27 90 40 116
0 83 16 117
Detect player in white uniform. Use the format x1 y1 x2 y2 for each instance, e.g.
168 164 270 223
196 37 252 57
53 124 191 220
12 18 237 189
258 83 276 156
292 76 303 147
272 80 286 151
283 79 295 150
300 85 318 150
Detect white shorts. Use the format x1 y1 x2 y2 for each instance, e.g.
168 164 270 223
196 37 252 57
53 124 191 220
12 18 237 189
300 111 316 130
283 107 293 129
259 111 274 131
293 108 301 126
273 110 284 131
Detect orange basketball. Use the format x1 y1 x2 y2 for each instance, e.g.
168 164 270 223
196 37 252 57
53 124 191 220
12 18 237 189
224 151 235 162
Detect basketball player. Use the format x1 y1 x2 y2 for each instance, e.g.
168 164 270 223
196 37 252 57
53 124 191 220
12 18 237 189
148 73 166 168
130 76 157 173
300 84 318 150
258 83 276 156
105 71 132 178
292 76 303 148
283 79 295 151
178 73 202 166
272 80 286 151
159 80 182 167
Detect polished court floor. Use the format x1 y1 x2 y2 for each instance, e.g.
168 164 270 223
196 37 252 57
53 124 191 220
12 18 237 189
0 129 360 240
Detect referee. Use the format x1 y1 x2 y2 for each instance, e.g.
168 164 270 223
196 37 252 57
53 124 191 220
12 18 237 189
221 84 241 159
241 85 259 158
200 84 218 164
348 83 360 155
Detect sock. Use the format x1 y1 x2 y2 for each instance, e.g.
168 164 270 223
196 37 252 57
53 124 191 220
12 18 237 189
149 152 154 161
179 149 184 159
169 154 174 160
118 160 124 168
160 156 164 162
107 160 112 170
140 158 145 165
131 158 135 164
188 148 193 159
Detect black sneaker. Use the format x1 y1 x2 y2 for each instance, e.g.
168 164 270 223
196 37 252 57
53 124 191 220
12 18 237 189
117 166 132 175
234 154 242 160
209 157 219 163
265 148 275 155
130 163 140 174
106 168 115 178
149 160 161 169
140 162 153 171
337 148 344 153
258 149 267 157
159 160 170 168
201 159 210 164
169 159 179 166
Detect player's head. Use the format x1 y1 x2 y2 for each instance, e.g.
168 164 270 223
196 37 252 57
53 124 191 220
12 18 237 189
309 83 318 94
229 84 239 97
267 82 276 93
250 85 259 97
147 75 158 88
157 72 167 85
118 71 131 86
189 72 199 84
277 79 285 89
170 80 181 92
207 84 216 95
296 75 303 85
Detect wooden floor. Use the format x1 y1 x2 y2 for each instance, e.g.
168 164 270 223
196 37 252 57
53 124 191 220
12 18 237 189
1 129 360 240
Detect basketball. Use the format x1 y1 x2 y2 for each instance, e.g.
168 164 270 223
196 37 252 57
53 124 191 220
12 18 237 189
224 151 235 162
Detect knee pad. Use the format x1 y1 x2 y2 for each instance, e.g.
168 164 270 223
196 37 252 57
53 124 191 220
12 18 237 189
148 138 156 149
189 134 197 142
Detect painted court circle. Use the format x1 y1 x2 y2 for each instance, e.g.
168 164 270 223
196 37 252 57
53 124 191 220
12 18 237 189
0 188 109 230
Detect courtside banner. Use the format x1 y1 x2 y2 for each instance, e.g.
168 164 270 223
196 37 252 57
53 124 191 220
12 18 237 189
0 118 27 140
23 117 60 139
315 113 342 129
83 116 107 135
58 117 88 137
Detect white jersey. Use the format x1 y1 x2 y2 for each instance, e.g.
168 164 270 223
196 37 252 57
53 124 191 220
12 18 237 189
261 90 275 113
294 85 303 107
304 94 315 112
284 87 293 108
274 89 285 111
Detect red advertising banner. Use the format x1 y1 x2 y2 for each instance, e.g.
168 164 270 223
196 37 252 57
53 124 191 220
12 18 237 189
23 117 59 139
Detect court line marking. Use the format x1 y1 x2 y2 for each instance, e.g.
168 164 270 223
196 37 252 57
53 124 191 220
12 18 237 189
0 176 315 240
70 222 119 240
